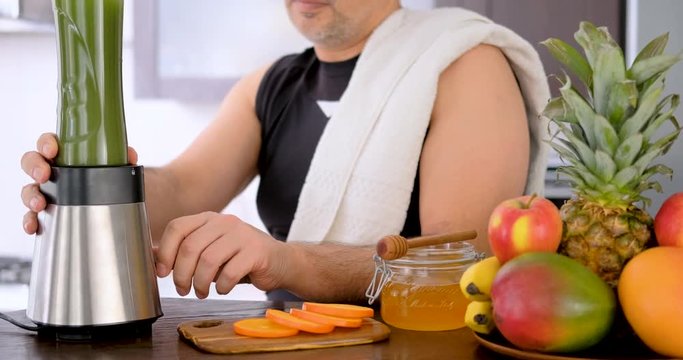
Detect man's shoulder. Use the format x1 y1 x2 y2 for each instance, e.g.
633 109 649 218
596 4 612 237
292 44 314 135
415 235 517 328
269 47 316 74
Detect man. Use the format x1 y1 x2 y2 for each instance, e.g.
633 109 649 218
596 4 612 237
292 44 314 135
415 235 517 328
20 0 546 302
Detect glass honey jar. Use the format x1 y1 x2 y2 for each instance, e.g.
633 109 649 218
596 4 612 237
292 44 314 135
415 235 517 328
366 242 480 331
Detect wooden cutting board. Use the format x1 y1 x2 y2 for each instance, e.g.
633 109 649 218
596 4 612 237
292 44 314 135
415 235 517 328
178 317 391 354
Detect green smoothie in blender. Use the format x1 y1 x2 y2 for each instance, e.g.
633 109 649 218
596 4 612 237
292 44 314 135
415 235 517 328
53 0 128 166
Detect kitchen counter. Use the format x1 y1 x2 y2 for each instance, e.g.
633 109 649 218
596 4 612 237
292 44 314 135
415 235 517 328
0 298 501 359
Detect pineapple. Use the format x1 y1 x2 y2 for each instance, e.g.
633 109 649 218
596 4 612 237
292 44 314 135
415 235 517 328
541 22 682 287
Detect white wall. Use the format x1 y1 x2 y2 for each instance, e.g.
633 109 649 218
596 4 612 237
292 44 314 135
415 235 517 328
631 0 683 212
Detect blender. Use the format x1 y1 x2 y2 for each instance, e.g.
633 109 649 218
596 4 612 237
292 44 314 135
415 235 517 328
26 0 162 340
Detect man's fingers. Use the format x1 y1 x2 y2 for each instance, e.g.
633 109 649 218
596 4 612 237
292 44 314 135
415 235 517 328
23 211 38 235
20 151 51 183
127 146 138 165
36 133 59 159
21 183 45 212
192 235 240 299
172 214 233 296
215 252 253 296
155 213 211 278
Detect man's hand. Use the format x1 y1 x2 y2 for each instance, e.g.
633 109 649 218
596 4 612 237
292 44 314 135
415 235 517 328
20 133 58 234
154 212 288 299
20 133 138 235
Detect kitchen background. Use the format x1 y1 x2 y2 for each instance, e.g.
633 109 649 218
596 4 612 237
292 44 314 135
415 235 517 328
0 0 681 312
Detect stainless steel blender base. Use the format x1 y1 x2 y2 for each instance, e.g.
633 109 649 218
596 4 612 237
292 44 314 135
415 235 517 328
28 202 162 327
27 166 162 333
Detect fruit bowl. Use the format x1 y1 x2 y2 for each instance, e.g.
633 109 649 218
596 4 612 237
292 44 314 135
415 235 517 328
473 330 662 360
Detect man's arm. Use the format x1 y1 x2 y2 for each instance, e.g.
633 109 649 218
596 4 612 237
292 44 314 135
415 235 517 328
419 44 530 254
144 65 269 241
281 243 376 302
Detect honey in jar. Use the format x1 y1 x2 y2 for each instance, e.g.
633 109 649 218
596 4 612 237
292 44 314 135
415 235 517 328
377 242 478 331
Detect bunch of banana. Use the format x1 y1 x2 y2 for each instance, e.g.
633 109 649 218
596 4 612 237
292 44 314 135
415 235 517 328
460 256 501 334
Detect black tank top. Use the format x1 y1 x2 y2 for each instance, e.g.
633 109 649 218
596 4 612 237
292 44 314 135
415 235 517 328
255 48 421 241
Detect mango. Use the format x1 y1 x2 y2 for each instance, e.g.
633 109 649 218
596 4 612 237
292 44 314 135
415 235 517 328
491 252 615 353
618 247 683 358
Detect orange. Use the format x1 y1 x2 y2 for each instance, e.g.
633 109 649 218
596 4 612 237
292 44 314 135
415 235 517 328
618 247 683 358
233 318 299 338
265 309 335 334
289 308 362 328
301 302 374 318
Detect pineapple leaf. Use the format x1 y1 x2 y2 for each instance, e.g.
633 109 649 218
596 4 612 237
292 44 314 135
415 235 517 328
636 181 663 195
543 97 576 123
545 97 588 144
559 164 602 188
638 194 652 208
642 108 676 142
640 196 653 209
655 93 679 113
557 167 587 188
640 92 679 142
671 115 681 132
614 134 643 170
612 166 638 188
619 77 664 140
541 38 593 89
570 123 587 143
652 128 682 155
633 32 669 64
628 53 682 85
606 80 637 127
638 71 664 95
594 114 619 155
642 164 674 181
633 146 665 176
560 77 598 149
651 182 663 193
593 42 627 116
549 141 580 165
584 188 604 202
557 124 598 170
574 21 612 69
594 150 617 182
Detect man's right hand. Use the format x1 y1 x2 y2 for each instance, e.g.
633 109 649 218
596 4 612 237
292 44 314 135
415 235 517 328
19 133 139 235
20 133 59 235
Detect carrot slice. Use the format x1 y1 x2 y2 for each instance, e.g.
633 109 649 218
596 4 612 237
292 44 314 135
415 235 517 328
290 308 362 328
265 309 334 334
301 302 374 319
233 318 299 338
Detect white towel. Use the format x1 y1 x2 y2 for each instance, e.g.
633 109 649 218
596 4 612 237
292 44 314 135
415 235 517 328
287 7 551 245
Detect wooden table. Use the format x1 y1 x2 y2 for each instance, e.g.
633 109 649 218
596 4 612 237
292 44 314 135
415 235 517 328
0 298 504 359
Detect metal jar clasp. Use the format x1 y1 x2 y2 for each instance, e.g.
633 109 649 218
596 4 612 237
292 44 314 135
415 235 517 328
365 254 393 305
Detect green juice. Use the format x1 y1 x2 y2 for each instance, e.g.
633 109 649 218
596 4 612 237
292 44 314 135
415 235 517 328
53 0 128 166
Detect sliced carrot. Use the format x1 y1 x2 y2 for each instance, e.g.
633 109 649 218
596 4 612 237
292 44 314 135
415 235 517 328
289 308 363 328
265 309 334 334
301 302 374 319
233 317 299 338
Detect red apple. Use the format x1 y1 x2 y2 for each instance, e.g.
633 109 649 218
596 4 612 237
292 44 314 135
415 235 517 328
655 192 683 247
488 194 562 263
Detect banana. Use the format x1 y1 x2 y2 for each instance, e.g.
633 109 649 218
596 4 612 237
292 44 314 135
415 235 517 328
465 301 496 334
459 256 501 301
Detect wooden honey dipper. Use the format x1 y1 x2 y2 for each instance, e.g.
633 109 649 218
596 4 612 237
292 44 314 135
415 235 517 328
376 230 478 260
